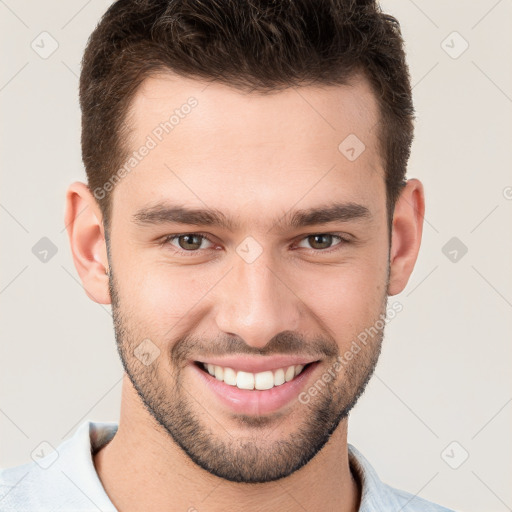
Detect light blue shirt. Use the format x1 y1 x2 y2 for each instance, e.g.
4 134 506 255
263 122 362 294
0 420 455 511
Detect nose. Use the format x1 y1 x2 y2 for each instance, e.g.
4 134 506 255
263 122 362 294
214 251 302 350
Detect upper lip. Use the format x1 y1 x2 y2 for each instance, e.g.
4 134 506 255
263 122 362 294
193 355 319 373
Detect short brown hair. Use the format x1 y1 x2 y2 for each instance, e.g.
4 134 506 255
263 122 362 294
79 0 414 235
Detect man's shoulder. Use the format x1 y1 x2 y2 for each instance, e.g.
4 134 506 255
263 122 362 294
0 458 70 512
0 459 33 498
382 482 457 511
348 443 457 512
0 420 118 512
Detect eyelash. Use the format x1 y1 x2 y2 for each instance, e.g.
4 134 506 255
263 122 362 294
161 232 351 256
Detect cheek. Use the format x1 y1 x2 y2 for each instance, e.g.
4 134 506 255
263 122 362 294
297 255 387 338
126 266 214 334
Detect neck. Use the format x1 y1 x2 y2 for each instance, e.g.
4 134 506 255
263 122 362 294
93 376 360 512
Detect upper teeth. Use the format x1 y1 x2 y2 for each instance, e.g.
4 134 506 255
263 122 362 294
203 363 306 390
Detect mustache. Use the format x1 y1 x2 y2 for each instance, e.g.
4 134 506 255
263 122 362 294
171 330 339 362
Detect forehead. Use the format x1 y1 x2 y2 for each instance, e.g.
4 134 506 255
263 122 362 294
126 71 381 151
112 72 385 228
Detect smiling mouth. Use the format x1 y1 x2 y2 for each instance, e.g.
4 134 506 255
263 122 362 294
194 361 316 391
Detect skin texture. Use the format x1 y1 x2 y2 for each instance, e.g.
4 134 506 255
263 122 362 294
65 72 424 512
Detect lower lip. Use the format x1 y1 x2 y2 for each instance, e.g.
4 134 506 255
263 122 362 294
190 361 319 416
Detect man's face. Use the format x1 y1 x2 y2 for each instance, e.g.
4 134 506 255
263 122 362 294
107 73 390 483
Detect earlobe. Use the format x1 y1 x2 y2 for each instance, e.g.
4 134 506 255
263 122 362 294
64 181 111 304
387 179 425 296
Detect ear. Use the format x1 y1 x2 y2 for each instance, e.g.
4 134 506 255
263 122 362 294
387 178 425 296
64 182 111 304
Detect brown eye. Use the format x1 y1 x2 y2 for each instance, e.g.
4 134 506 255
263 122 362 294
296 233 348 252
166 234 214 252
178 234 203 250
307 234 335 250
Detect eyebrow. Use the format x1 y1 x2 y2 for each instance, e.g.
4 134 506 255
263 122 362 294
132 201 371 231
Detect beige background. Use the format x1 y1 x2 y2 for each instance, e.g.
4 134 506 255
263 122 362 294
1 1 511 511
